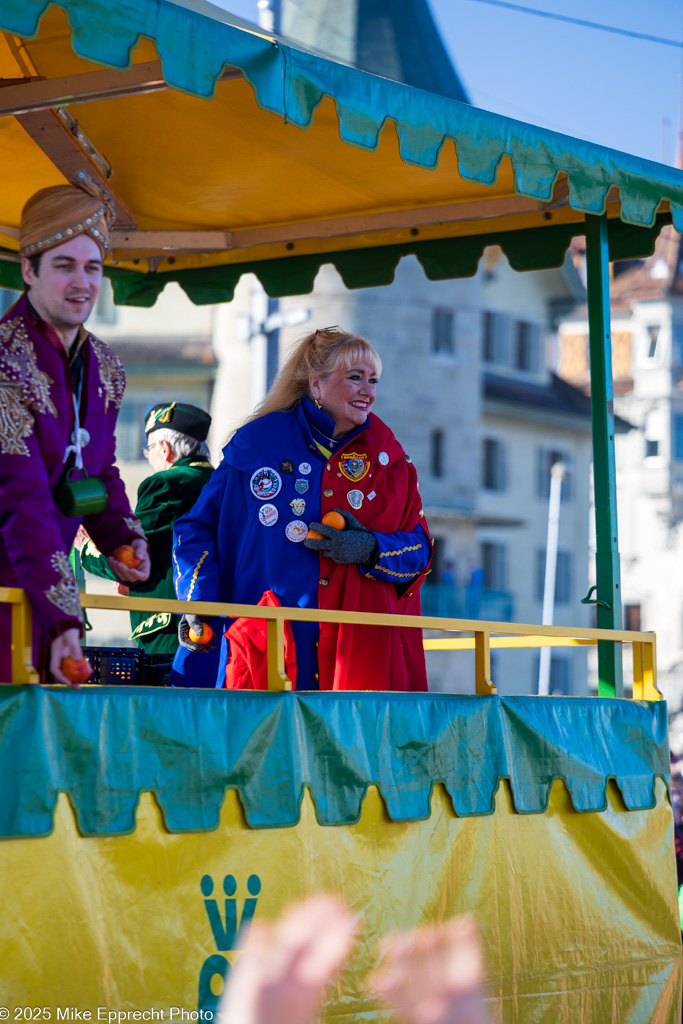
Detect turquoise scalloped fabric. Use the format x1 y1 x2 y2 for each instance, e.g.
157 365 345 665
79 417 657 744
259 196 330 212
3 0 683 230
0 687 670 838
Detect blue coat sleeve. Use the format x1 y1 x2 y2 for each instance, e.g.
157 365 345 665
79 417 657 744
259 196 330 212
172 457 235 602
361 523 430 583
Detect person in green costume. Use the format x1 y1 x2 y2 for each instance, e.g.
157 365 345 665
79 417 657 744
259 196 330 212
79 402 214 659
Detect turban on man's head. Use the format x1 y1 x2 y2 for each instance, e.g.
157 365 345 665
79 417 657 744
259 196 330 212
19 170 115 261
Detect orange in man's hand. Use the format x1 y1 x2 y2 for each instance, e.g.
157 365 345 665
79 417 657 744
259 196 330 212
61 656 93 684
306 510 347 540
188 623 213 645
114 544 141 569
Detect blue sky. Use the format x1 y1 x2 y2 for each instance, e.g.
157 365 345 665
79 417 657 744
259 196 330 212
211 0 683 165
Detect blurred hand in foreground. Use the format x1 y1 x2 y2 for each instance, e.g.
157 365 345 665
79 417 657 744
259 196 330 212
369 916 488 1024
218 896 359 1024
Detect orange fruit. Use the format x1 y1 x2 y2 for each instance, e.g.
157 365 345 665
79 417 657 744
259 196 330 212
306 510 347 540
61 656 93 684
322 511 346 530
114 544 141 569
188 623 213 645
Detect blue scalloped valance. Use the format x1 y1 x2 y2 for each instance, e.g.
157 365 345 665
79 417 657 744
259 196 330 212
0 687 670 837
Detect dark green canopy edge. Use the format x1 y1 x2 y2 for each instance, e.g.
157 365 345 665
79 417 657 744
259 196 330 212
0 687 669 838
0 212 668 306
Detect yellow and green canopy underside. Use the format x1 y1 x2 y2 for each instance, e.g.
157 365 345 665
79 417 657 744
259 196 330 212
1 0 683 304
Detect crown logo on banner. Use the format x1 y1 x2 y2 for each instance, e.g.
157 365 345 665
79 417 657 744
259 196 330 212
197 873 262 1018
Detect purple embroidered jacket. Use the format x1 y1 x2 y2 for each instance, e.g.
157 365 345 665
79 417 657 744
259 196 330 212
0 293 142 657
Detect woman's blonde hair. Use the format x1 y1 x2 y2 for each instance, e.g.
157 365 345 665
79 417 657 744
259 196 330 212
248 326 382 422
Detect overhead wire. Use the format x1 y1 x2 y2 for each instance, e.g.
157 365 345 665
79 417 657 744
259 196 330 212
467 0 683 49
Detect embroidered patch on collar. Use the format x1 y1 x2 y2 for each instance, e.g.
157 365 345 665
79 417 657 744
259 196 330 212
250 466 282 500
339 453 369 481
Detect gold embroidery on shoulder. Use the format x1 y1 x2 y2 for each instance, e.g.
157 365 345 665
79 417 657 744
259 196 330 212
89 336 125 411
0 319 56 456
45 551 82 620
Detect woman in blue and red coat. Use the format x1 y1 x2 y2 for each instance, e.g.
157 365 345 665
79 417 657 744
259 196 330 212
171 327 431 691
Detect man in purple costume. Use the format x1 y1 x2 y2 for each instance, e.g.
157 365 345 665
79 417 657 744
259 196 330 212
0 172 150 685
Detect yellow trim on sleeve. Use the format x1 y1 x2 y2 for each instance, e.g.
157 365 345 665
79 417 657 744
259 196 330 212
173 535 182 590
369 564 420 579
378 542 422 560
187 550 210 599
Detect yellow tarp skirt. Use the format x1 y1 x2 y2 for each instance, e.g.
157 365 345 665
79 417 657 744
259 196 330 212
0 778 679 1023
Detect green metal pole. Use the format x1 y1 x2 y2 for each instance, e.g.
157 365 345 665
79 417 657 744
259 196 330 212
585 214 623 697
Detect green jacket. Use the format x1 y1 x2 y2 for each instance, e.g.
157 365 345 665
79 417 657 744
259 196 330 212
80 456 214 654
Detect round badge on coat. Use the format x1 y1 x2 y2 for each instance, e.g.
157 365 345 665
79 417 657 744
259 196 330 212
298 462 312 475
286 520 308 543
258 503 279 527
378 451 389 466
250 466 282 500
347 489 364 509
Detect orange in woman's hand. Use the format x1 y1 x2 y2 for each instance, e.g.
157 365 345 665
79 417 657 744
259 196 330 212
322 511 346 530
188 623 213 645
306 510 347 540
61 656 93 684
114 544 141 568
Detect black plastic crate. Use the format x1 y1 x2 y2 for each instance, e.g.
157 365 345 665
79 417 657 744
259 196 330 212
86 646 143 685
85 647 173 686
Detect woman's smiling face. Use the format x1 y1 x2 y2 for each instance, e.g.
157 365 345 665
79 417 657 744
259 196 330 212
311 360 380 437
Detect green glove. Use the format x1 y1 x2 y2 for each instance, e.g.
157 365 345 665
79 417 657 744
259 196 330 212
304 509 378 567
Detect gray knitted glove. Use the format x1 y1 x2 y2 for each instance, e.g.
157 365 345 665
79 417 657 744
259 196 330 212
178 613 216 652
304 509 378 566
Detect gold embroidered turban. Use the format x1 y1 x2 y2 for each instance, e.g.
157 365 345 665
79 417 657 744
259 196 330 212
19 170 115 260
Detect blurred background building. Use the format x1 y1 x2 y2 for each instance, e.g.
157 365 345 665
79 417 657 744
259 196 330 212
558 226 683 706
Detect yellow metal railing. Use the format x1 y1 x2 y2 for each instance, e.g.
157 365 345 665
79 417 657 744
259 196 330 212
3 588 660 698
1 587 40 685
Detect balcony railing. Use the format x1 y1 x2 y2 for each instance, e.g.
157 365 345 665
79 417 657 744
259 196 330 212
421 583 514 622
0 587 659 700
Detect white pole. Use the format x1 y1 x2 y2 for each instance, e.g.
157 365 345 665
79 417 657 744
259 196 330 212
249 281 269 410
538 462 567 695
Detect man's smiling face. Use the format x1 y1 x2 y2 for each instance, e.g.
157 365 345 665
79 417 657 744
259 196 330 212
22 234 103 344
